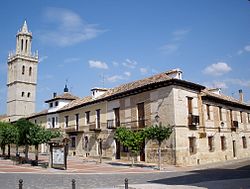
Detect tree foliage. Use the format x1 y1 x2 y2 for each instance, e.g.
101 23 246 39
144 125 172 145
0 122 19 156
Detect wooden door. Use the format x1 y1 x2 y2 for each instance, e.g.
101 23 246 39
140 140 145 161
115 139 121 159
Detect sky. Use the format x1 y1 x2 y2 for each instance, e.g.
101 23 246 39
0 0 250 114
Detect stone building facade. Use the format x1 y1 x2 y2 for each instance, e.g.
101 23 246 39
6 21 38 122
27 69 250 166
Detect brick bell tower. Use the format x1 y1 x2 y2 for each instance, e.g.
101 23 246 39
7 21 38 122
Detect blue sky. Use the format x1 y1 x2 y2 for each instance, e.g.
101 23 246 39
0 0 250 114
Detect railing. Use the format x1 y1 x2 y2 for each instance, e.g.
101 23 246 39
107 119 120 129
188 115 199 130
64 125 86 133
89 122 102 131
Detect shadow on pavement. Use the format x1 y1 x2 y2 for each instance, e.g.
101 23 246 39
148 165 250 188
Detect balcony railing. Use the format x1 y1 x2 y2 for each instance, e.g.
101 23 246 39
188 114 199 130
64 125 86 133
107 119 120 129
89 122 102 132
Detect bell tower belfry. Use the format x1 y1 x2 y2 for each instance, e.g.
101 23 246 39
7 21 39 122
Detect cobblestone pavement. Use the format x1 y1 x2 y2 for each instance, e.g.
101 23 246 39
0 155 249 189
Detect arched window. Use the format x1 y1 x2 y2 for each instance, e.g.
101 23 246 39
25 40 28 52
21 39 24 51
22 65 25 75
29 67 32 76
27 92 30 98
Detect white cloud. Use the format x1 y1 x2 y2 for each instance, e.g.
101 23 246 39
124 71 131 77
203 62 232 76
122 59 137 69
160 44 179 54
38 7 104 47
140 67 148 75
39 55 48 63
112 61 119 67
64 57 80 63
172 29 190 41
244 45 250 52
89 60 108 69
106 75 124 83
225 78 250 87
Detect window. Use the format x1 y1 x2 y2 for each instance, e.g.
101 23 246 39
85 111 90 124
21 39 24 51
96 109 101 129
35 119 37 124
206 104 210 120
221 136 226 151
56 117 58 126
230 109 233 123
64 116 69 128
29 67 32 76
52 117 55 128
49 103 53 108
22 65 25 75
208 136 215 152
114 108 120 127
240 111 243 123
27 92 30 98
137 102 145 128
71 136 76 148
55 101 58 107
75 114 79 130
248 113 250 123
21 92 24 97
187 97 193 115
219 107 222 121
83 136 89 150
242 136 247 149
25 40 28 52
189 137 196 154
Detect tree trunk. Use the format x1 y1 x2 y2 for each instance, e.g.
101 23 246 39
35 145 39 162
25 144 29 162
158 142 162 170
7 144 10 158
1 145 5 156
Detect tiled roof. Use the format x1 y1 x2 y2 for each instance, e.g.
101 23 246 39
45 92 79 103
26 109 48 119
57 71 178 112
59 96 93 111
202 89 249 107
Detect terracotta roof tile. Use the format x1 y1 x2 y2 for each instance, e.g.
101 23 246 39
45 92 79 103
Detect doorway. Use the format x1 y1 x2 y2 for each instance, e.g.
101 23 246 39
140 140 145 161
115 139 121 159
232 140 236 158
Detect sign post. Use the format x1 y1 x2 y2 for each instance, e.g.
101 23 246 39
48 137 69 170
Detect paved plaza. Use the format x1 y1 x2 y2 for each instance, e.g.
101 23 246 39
0 154 250 189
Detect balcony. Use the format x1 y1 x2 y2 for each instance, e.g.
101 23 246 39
107 119 120 129
89 122 101 132
64 125 85 133
231 121 238 132
188 115 200 130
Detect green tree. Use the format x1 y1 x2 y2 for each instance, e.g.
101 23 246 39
115 127 145 166
144 125 172 170
14 118 34 161
0 122 18 157
30 124 61 162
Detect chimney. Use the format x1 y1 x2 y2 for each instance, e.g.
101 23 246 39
239 89 243 102
53 92 57 98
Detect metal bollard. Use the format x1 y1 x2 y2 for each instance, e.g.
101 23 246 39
72 179 76 189
124 178 128 189
19 179 23 189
